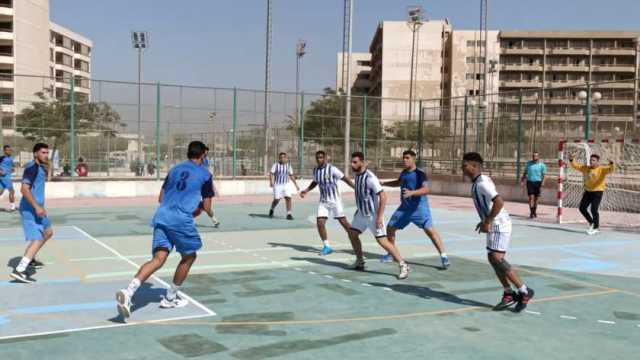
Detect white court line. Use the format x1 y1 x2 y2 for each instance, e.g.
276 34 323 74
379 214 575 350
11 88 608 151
324 275 334 279
560 315 577 320
525 310 541 315
72 226 216 317
597 320 616 325
362 283 372 287
0 313 213 342
341 279 352 283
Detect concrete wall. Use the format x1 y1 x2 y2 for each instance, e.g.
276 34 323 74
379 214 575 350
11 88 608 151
0 176 556 207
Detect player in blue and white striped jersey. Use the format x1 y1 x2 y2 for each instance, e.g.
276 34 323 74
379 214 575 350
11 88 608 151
348 152 410 279
300 150 354 256
462 152 534 312
269 152 300 220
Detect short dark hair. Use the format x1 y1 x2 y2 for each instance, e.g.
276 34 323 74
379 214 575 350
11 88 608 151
3 145 10 150
462 152 484 165
78 157 84 162
33 143 49 153
590 154 600 160
316 150 326 157
279 152 287 157
187 141 208 159
351 151 365 161
402 150 417 158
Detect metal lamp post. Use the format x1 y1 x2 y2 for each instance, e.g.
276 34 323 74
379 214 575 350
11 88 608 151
131 31 148 176
578 88 602 140
407 6 424 126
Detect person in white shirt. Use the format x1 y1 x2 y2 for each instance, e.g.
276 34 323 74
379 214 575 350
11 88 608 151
461 152 534 313
269 152 300 220
348 152 410 279
300 150 354 256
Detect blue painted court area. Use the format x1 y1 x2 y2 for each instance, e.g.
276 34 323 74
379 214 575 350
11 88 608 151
0 199 639 359
0 226 214 341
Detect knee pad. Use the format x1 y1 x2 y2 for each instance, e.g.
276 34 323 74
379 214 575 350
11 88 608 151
492 259 512 275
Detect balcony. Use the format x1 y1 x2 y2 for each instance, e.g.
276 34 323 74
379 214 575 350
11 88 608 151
592 64 636 73
547 64 589 72
0 75 11 89
592 48 636 56
500 64 543 72
546 48 589 56
0 104 13 113
0 53 11 64
499 79 542 88
500 47 544 55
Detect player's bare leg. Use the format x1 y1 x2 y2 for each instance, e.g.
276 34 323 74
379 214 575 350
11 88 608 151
160 252 197 309
376 235 410 279
316 217 333 255
117 249 169 319
488 252 533 312
424 227 450 269
284 197 293 220
269 199 280 218
347 230 365 270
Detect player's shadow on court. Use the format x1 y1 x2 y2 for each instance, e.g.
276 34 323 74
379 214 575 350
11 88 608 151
290 256 395 277
108 283 168 323
268 242 385 260
368 282 493 308
6 256 38 280
520 223 587 234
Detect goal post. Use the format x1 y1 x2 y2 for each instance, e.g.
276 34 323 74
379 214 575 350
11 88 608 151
557 139 640 230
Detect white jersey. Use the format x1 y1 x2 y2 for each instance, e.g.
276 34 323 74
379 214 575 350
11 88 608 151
354 169 383 216
271 162 292 185
471 174 511 232
313 164 344 203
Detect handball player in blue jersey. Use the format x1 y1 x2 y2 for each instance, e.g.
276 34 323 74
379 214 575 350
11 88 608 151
0 145 16 211
116 141 214 320
382 150 450 269
10 143 51 283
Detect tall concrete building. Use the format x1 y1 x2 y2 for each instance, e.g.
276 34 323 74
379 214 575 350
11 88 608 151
498 32 640 131
336 52 371 94
0 0 92 126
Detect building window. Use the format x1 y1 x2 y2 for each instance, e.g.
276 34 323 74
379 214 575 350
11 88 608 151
50 48 53 61
466 57 475 63
466 73 474 80
0 45 12 56
466 40 475 47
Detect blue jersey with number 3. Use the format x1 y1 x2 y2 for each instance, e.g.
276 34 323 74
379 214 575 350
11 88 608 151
152 160 214 226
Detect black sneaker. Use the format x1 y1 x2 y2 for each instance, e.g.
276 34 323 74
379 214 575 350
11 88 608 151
10 269 36 283
514 288 535 313
29 259 45 269
493 290 518 311
286 214 294 220
268 209 274 218
351 259 366 271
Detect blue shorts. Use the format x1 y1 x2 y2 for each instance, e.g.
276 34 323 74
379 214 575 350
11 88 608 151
152 223 202 255
0 176 13 191
21 210 51 241
388 206 433 230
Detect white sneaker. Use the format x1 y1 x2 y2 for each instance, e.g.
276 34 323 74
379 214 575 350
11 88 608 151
210 215 220 228
586 224 595 235
590 228 600 235
160 294 189 309
398 262 410 280
116 289 132 319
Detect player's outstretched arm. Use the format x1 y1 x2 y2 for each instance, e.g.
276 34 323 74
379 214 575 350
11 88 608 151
382 178 401 187
269 173 274 188
604 161 615 174
569 158 588 174
300 181 317 198
289 174 300 191
341 176 355 189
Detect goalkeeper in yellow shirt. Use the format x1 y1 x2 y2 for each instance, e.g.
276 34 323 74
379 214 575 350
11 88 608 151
569 154 614 235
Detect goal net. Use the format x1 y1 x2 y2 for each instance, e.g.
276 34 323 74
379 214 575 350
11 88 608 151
558 140 640 230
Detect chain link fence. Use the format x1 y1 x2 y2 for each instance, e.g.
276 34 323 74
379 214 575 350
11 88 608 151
2 74 639 180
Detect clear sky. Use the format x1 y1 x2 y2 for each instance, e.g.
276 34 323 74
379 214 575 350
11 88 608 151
51 0 640 94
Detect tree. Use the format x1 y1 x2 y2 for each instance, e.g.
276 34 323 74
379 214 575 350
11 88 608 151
287 87 382 149
16 91 124 176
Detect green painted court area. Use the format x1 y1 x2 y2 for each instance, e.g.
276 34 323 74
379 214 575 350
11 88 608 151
1 197 639 359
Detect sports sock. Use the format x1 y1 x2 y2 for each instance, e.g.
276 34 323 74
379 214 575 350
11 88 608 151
126 278 141 297
399 260 407 266
9 202 15 210
440 253 448 258
16 257 31 272
287 210 292 215
167 283 180 301
518 284 528 295
322 240 330 247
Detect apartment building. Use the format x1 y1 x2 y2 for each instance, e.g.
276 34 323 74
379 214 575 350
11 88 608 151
336 52 371 94
498 32 640 129
0 0 92 125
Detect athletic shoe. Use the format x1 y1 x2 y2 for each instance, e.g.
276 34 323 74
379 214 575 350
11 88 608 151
116 289 132 319
210 215 221 228
514 288 535 313
586 224 595 235
493 290 518 311
320 245 333 256
441 255 451 269
160 294 189 309
398 262 410 280
352 258 366 271
591 228 601 235
268 209 274 218
10 269 35 283
29 259 45 269
380 253 393 263
286 214 294 220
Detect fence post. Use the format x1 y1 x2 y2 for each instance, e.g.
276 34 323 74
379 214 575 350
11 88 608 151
463 95 468 155
516 91 524 180
155 82 161 180
298 91 305 177
70 78 76 180
232 87 238 179
417 100 424 167
362 95 368 157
